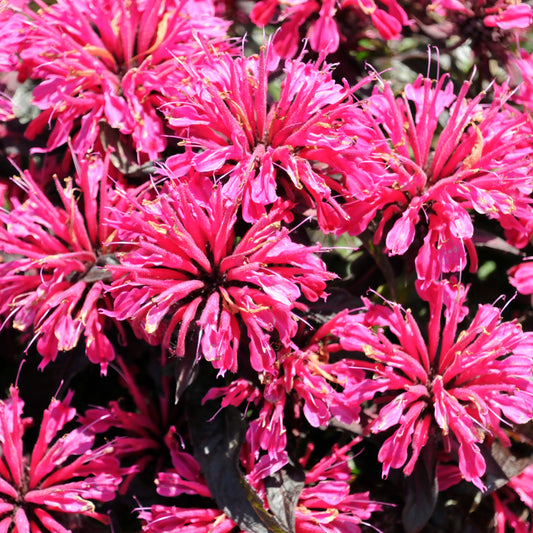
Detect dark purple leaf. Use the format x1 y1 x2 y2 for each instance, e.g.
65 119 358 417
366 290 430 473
402 445 438 533
186 376 290 533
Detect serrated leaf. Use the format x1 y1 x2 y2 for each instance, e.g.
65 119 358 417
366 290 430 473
186 376 291 533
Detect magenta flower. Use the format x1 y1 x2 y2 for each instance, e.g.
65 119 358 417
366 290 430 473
0 2 27 121
511 49 533 114
293 439 382 533
204 311 366 478
141 426 379 533
164 46 369 231
431 0 532 30
20 0 231 159
344 74 533 285
0 386 124 532
340 281 533 490
250 0 409 58
139 434 240 533
0 155 127 373
489 463 533 532
425 0 532 76
109 179 333 375
509 259 533 296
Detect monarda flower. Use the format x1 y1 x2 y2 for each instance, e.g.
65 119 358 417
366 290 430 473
141 429 379 533
164 46 369 232
508 259 533 296
250 0 409 58
292 439 382 533
427 0 532 76
340 280 533 490
0 155 127 373
108 179 333 375
139 435 240 533
344 74 533 286
19 0 231 159
0 1 27 121
0 386 124 532
492 464 533 532
203 312 366 479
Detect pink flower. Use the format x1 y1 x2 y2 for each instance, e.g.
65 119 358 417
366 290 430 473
491 464 533 532
0 155 127 373
108 179 334 375
250 0 409 58
203 313 366 480
0 386 124 532
340 281 533 490
141 425 379 533
426 0 532 74
431 0 533 30
344 74 533 285
139 431 240 533
140 505 238 533
509 260 533 295
294 439 382 533
19 0 231 159
164 46 369 231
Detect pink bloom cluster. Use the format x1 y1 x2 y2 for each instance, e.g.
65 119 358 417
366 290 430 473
19 0 231 158
140 431 380 533
250 0 410 57
341 280 533 490
203 312 366 477
345 73 533 285
164 46 369 231
108 179 333 375
1 0 533 530
0 156 127 373
0 387 124 532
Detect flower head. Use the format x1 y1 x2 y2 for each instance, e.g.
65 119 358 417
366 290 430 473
0 155 127 373
20 0 231 159
294 439 382 533
109 179 334 375
423 0 532 79
345 74 533 285
250 0 409 58
340 281 533 490
164 46 368 231
0 386 124 532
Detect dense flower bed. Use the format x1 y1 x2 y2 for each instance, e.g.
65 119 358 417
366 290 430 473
2 1 533 531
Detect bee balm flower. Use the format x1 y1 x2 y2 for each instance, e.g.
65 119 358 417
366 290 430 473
108 179 334 375
20 0 231 159
341 281 533 490
0 387 124 532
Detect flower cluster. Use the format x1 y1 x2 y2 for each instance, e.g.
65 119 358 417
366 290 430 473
341 281 533 489
0 386 125 532
19 0 232 159
250 0 410 57
164 46 369 231
344 74 533 285
0 155 127 373
108 179 333 374
1 0 533 531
